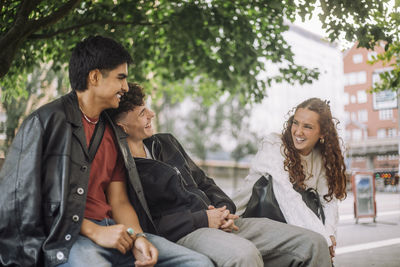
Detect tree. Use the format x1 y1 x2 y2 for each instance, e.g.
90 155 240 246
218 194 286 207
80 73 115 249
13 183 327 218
224 97 258 189
315 1 398 93
367 2 400 93
1 0 390 103
182 99 224 168
1 62 68 154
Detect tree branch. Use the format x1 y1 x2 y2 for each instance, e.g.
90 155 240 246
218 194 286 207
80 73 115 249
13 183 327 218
28 19 168 39
16 0 41 19
30 0 82 30
0 0 81 78
0 0 41 48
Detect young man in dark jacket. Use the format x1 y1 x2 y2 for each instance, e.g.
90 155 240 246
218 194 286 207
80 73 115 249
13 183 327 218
0 36 212 267
110 83 333 267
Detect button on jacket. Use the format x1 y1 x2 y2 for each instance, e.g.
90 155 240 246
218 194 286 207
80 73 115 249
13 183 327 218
0 92 155 267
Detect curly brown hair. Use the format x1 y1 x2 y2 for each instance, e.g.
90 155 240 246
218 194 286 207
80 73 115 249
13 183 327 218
281 98 347 201
108 82 146 122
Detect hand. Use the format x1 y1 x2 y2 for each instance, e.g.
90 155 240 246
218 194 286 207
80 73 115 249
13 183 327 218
206 207 228 228
220 209 239 232
207 205 239 231
220 218 239 232
91 224 134 254
329 235 336 258
208 205 238 219
133 236 158 267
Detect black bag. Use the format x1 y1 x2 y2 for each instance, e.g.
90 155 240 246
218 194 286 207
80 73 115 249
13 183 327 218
242 175 325 224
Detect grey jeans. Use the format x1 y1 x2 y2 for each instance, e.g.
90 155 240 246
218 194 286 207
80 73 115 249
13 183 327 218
177 217 331 267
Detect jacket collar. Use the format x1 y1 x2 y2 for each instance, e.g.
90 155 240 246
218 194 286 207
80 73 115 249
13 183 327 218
143 135 160 159
62 91 83 127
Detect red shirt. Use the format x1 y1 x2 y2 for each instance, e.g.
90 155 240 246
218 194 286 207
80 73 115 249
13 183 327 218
81 115 126 221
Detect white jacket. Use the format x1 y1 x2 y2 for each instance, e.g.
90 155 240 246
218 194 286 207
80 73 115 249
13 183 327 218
232 133 338 246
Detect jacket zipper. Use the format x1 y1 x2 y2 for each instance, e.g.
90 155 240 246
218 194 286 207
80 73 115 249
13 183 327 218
147 140 209 207
173 166 188 186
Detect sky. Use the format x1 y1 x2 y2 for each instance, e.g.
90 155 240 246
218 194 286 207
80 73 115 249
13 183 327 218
293 12 353 50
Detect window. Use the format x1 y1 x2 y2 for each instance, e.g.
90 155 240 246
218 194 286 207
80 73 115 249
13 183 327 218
352 129 363 140
357 91 368 103
344 71 367 86
358 109 368 122
351 112 357 121
388 128 397 137
377 128 386 138
352 54 363 64
377 155 386 161
357 72 367 84
351 95 357 103
379 109 393 120
368 52 378 61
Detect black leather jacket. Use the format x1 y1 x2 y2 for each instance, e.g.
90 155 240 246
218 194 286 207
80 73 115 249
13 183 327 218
135 133 235 242
0 92 155 267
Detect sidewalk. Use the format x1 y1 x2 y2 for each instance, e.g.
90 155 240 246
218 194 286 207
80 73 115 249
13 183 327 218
334 192 400 267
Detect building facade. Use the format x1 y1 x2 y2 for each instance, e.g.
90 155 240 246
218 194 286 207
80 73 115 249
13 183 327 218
343 43 399 190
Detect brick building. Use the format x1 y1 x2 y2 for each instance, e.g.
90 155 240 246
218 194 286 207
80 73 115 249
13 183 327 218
343 42 399 188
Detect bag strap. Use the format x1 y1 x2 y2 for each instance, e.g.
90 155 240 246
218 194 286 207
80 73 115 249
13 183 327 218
87 115 105 162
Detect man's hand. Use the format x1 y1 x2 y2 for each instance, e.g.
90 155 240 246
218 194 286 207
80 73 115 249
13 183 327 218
329 235 336 258
89 223 134 254
207 205 239 231
206 207 227 228
220 215 239 232
132 237 158 267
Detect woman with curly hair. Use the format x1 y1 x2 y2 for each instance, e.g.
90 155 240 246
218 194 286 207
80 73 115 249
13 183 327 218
233 98 347 260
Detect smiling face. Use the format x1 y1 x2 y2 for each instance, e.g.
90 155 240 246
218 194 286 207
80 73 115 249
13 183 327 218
291 108 323 156
118 104 155 142
93 63 129 109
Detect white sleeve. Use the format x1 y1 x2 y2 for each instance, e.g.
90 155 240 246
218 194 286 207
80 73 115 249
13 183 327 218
233 134 333 246
256 135 333 246
232 138 272 215
317 176 339 238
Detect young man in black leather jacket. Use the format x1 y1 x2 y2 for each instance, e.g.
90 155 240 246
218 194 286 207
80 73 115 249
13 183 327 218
0 36 211 267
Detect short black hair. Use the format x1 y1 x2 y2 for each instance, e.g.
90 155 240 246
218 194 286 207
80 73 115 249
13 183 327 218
108 82 146 122
69 35 132 91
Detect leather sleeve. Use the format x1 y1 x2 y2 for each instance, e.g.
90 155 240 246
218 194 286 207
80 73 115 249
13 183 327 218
155 209 208 242
167 134 237 214
0 114 46 266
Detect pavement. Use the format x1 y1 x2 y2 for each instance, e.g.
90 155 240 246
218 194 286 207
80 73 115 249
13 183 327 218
334 192 400 267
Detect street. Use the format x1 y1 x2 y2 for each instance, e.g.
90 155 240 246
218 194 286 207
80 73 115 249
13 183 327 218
334 192 400 267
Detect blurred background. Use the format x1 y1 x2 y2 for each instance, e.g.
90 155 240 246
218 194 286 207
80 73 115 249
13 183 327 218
1 1 399 266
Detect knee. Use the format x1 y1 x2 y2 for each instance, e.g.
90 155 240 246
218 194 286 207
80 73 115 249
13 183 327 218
225 243 263 267
190 253 214 267
302 231 331 261
308 231 329 251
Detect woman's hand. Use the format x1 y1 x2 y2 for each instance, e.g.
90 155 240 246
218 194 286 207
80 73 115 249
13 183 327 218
329 235 336 258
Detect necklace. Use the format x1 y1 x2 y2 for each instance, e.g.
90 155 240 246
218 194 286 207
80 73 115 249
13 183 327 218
79 106 99 125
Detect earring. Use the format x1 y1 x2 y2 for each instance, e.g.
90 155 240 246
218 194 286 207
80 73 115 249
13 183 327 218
320 137 325 144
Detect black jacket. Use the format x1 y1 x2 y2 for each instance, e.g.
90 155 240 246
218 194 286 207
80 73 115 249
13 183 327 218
0 92 155 267
134 133 235 242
